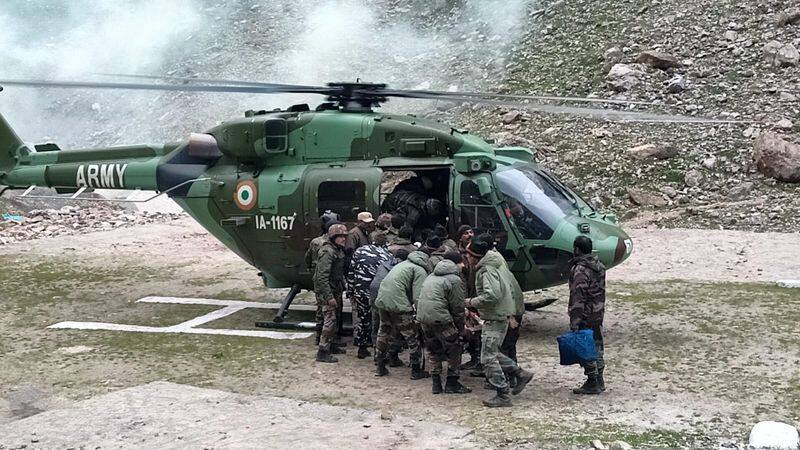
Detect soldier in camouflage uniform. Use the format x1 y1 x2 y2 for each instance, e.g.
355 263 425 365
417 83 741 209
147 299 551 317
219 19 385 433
568 235 607 395
313 223 349 363
369 213 393 244
346 233 392 359
387 225 418 257
305 212 341 345
381 188 447 241
465 234 533 407
384 214 405 245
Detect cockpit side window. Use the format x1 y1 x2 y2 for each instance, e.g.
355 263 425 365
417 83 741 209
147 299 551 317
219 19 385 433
459 179 506 247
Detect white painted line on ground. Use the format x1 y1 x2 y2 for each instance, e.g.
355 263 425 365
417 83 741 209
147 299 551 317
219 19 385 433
777 280 800 288
167 305 246 331
48 321 312 339
48 296 315 340
137 296 280 309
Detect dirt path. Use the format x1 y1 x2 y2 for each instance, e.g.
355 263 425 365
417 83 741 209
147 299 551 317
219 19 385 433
3 217 797 285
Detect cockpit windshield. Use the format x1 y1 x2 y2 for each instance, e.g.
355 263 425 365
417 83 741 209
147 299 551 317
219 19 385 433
495 165 580 240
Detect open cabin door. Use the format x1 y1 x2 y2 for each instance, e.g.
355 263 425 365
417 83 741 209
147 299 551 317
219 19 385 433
302 165 383 270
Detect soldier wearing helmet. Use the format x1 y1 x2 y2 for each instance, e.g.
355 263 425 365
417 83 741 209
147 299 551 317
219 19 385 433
314 222 349 363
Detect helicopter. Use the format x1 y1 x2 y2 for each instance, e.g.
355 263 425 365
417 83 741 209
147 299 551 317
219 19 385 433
0 77 735 326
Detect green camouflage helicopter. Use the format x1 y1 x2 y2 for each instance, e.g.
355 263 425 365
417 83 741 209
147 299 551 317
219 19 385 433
0 78 731 323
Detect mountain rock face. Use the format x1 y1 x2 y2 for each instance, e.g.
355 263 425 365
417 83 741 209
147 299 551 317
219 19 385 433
446 0 799 232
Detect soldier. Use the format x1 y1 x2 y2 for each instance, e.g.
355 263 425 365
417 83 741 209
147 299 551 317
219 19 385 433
313 223 349 363
381 188 447 240
456 225 474 255
385 214 405 245
369 213 393 244
373 249 431 379
435 224 458 253
370 249 409 367
464 234 533 407
387 225 418 257
306 213 341 345
568 235 607 395
422 235 445 268
345 211 376 257
417 252 472 395
499 255 525 363
346 233 392 359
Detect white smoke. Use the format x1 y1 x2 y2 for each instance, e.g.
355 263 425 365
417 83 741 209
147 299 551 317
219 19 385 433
0 0 535 146
0 0 203 145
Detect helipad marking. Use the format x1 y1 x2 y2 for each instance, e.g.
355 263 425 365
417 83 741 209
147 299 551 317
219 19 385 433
48 296 314 340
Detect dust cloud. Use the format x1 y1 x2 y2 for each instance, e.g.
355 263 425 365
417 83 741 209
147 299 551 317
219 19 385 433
0 0 535 146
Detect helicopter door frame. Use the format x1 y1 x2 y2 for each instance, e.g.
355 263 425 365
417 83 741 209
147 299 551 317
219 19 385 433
454 172 532 273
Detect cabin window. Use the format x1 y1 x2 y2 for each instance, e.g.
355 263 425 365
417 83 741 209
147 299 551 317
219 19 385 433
459 179 506 247
264 119 288 153
318 181 366 222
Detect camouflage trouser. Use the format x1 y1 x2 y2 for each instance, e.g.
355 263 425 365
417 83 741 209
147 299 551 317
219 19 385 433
580 322 605 376
500 314 523 362
481 320 521 391
376 310 421 366
421 323 462 377
316 293 342 352
372 307 404 355
349 287 372 348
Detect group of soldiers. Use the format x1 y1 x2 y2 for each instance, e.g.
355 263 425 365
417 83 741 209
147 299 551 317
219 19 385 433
305 205 608 407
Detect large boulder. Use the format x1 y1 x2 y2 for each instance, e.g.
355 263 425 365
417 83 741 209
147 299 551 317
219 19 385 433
748 421 799 449
754 132 800 182
607 63 644 91
777 7 800 27
764 41 800 67
627 188 668 207
636 50 682 70
626 144 679 160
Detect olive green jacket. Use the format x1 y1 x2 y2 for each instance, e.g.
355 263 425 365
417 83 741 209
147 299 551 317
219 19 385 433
470 249 517 321
313 240 346 301
416 260 466 330
374 251 430 313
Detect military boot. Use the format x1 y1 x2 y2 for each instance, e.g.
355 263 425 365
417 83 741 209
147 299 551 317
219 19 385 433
387 353 405 367
331 344 346 355
482 388 513 408
315 348 338 363
511 370 534 396
431 375 443 394
572 375 602 395
375 354 389 377
444 376 472 394
410 364 430 380
468 364 485 377
598 369 606 392
357 346 371 359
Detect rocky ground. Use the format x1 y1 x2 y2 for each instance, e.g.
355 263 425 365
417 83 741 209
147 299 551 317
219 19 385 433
0 219 799 449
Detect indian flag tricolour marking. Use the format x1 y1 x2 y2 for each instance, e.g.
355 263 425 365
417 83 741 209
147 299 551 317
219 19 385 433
234 180 257 211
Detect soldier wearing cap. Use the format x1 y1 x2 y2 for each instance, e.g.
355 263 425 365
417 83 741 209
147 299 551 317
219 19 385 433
346 211 376 257
314 223 349 363
370 213 393 244
464 233 533 407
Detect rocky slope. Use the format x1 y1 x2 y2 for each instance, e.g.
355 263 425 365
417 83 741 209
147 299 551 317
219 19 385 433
442 0 799 232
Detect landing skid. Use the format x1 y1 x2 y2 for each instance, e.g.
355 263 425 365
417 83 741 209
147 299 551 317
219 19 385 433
254 284 353 334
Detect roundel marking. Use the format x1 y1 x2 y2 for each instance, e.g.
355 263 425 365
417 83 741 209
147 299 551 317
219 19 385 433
234 180 257 211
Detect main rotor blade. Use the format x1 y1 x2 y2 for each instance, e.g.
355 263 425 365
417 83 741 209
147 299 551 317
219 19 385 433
379 88 655 106
0 79 331 95
100 73 653 106
390 92 747 123
96 72 326 91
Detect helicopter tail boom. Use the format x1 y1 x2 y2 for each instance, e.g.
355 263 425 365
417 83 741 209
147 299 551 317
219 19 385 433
0 109 31 177
0 110 175 192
